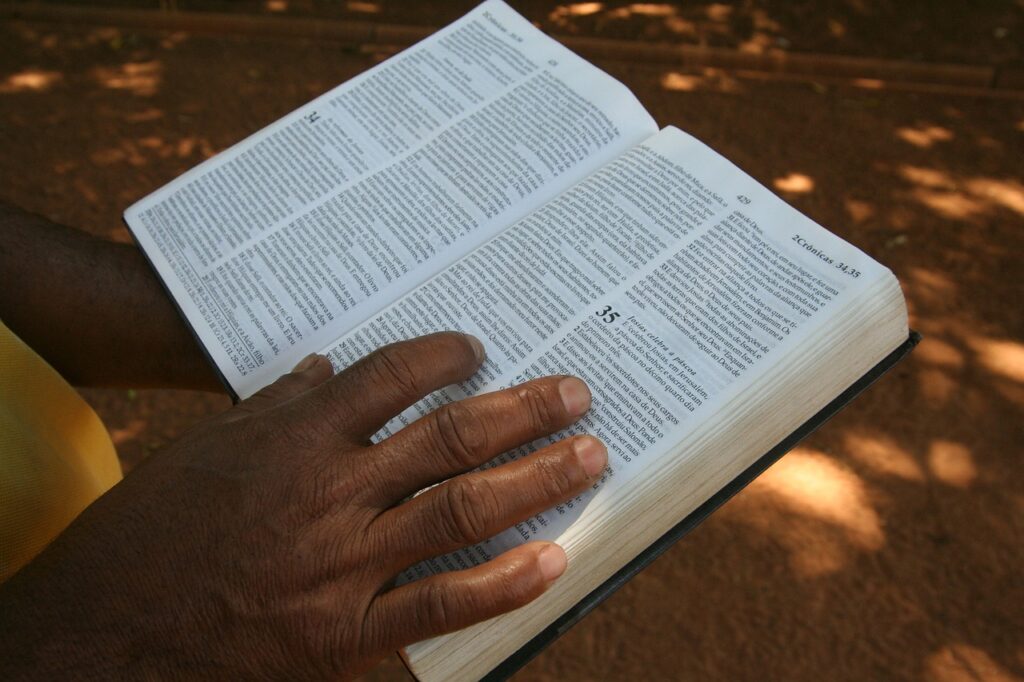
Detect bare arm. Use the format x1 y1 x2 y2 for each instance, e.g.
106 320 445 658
0 200 221 391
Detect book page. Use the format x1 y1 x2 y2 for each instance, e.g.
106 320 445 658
318 126 893 581
124 0 657 398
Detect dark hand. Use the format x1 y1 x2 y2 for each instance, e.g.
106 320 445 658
0 332 606 680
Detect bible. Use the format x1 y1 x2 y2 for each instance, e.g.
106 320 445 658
123 1 917 679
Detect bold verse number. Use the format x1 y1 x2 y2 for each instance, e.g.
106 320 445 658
596 305 620 324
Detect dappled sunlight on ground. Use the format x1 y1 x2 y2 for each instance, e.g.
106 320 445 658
927 440 978 489
547 0 793 55
660 70 700 91
549 2 604 22
537 0 1022 63
0 67 62 93
725 447 885 577
89 135 217 167
549 0 759 45
346 1 382 14
843 196 874 223
968 336 1024 384
966 178 1024 217
914 337 964 369
907 268 956 307
896 164 1024 221
843 432 924 481
926 643 1023 682
772 171 814 193
911 187 987 221
660 67 743 93
124 106 166 122
897 124 955 148
91 60 163 96
899 165 958 190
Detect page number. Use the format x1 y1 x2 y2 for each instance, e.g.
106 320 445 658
737 195 751 205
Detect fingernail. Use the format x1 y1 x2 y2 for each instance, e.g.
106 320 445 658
292 353 322 372
538 544 567 583
574 436 607 477
558 377 591 416
466 335 486 364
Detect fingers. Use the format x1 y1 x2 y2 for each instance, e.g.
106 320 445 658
229 354 334 419
373 436 606 566
367 375 592 502
364 542 567 651
308 332 484 440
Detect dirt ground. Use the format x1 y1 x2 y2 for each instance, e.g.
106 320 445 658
1 2 1022 681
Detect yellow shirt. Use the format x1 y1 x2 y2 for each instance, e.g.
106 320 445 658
0 319 122 581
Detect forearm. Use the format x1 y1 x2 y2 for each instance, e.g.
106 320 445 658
0 201 221 391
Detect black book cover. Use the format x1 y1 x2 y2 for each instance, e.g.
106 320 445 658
478 330 921 682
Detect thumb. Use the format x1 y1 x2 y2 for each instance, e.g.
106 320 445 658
230 354 334 418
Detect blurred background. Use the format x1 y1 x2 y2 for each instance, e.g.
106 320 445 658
1 1 1021 680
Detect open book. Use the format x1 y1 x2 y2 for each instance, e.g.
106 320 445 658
124 1 916 679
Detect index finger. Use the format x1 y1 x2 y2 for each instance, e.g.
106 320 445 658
307 332 484 440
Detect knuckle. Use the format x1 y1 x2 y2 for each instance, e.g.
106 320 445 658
439 478 498 546
490 565 532 611
533 455 579 500
357 605 388 659
275 371 312 394
515 383 559 432
371 345 421 398
432 403 489 469
422 581 460 633
348 452 392 501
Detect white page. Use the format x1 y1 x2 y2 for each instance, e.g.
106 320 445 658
316 127 891 581
124 0 657 398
